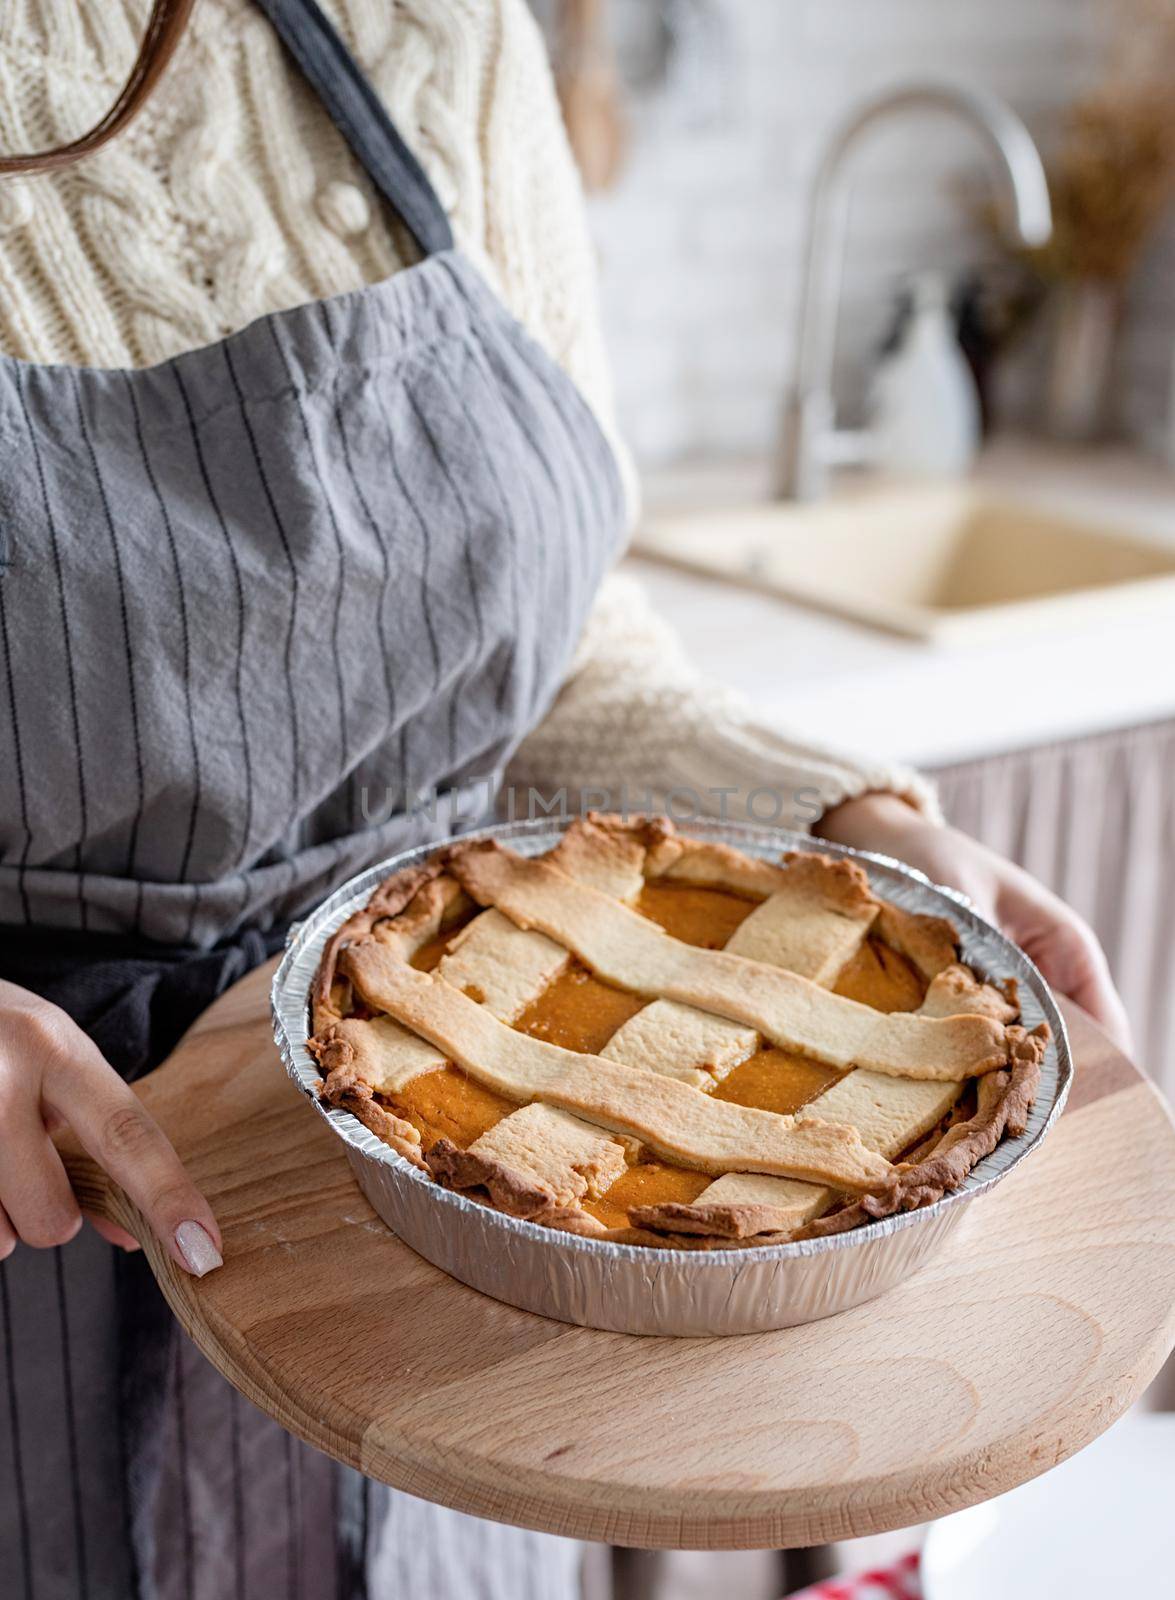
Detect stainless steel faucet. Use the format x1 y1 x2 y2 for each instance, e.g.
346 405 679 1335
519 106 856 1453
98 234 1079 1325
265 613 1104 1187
774 80 1052 501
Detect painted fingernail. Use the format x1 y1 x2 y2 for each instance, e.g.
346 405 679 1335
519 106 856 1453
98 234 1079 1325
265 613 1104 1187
174 1220 223 1277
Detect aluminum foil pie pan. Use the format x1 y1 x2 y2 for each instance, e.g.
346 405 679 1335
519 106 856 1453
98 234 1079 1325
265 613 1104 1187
271 817 1071 1336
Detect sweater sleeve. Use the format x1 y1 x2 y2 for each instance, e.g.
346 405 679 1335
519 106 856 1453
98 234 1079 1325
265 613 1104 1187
507 573 942 831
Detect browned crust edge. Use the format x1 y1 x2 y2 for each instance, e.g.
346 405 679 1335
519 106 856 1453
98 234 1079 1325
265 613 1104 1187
780 849 878 915
874 901 960 981
627 1023 1046 1245
421 1158 798 1251
897 1084 980 1167
321 1070 427 1172
425 1137 556 1217
626 1198 793 1241
311 858 451 1031
790 1021 1048 1240
923 963 1019 1024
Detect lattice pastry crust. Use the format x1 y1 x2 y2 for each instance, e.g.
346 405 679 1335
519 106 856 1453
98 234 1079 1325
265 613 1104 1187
309 815 1047 1248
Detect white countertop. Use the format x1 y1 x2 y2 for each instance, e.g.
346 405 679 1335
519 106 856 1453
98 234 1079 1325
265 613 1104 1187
627 439 1175 769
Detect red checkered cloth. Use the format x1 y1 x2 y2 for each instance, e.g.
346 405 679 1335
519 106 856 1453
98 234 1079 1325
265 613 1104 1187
790 1552 922 1600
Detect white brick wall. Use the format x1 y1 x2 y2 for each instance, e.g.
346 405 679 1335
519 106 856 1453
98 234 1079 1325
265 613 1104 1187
568 0 1174 467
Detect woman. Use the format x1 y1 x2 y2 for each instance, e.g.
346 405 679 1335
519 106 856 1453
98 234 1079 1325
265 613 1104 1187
0 2 1129 1597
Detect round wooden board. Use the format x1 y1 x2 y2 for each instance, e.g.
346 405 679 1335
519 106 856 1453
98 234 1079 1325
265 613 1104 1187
65 961 1175 1550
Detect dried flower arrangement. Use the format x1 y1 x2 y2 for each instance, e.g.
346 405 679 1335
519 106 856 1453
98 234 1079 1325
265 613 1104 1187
958 0 1175 439
976 0 1175 284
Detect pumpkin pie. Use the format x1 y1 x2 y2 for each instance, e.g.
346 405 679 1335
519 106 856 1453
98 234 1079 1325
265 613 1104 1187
309 815 1048 1248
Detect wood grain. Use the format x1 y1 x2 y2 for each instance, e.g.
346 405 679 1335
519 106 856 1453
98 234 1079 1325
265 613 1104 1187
64 963 1175 1549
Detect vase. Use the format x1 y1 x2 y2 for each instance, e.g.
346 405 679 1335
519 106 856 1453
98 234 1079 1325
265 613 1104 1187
1043 279 1123 442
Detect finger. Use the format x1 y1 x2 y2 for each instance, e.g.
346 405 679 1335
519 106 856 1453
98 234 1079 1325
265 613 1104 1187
0 1093 83 1249
1031 908 1135 1057
0 1201 15 1261
1067 951 1134 1057
47 1047 223 1277
86 1214 142 1252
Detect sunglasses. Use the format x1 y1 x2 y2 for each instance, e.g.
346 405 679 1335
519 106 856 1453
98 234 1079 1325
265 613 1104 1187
0 0 197 176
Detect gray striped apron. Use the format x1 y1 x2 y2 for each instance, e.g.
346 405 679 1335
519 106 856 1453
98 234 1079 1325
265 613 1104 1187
0 1 625 1595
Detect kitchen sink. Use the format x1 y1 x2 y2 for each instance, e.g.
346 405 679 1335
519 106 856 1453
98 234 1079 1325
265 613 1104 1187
633 482 1175 643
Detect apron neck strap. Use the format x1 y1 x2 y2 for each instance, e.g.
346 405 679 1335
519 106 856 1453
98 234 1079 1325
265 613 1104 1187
252 0 455 259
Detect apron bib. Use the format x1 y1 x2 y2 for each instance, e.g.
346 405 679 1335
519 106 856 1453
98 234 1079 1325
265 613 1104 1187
0 1 625 1595
0 2 623 951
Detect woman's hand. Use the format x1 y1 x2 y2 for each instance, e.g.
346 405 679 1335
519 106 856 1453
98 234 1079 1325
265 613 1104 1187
817 792 1133 1054
0 980 223 1274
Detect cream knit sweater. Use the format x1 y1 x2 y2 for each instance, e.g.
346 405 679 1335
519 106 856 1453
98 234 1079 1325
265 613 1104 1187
0 0 937 829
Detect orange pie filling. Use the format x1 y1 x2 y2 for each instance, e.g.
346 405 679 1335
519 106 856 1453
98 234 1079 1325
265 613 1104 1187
713 1048 845 1116
633 881 755 947
371 882 931 1223
582 1162 713 1230
514 964 647 1053
409 930 460 975
833 938 925 1012
393 1067 517 1152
